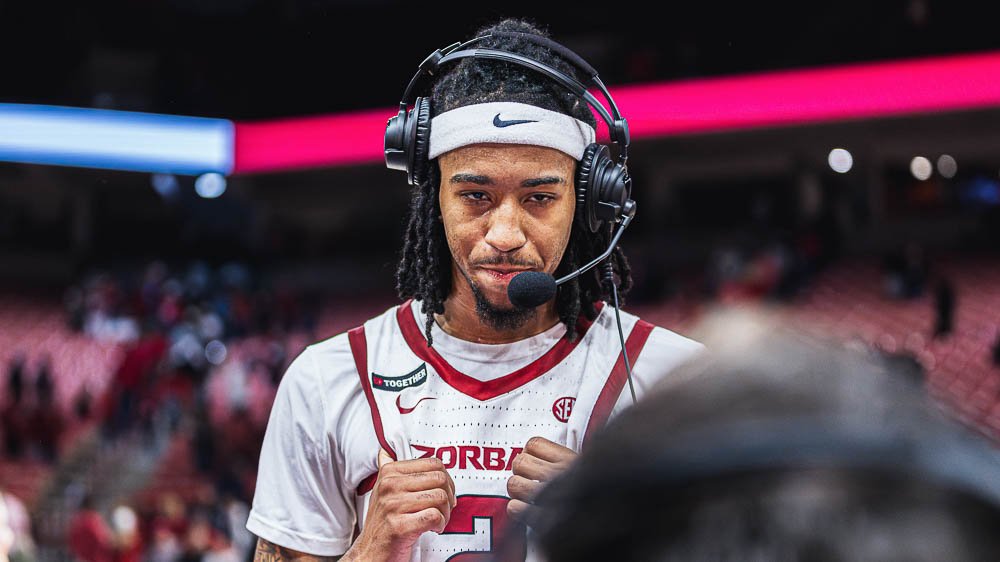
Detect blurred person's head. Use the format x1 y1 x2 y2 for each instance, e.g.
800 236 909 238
157 492 185 521
6 353 25 372
183 517 213 554
37 351 51 368
522 309 1000 562
79 492 96 512
111 504 139 546
394 17 632 345
5 353 25 402
0 491 12 562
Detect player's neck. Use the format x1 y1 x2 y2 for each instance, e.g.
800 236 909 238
434 287 561 345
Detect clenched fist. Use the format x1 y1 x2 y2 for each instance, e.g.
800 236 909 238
343 449 457 562
506 436 577 522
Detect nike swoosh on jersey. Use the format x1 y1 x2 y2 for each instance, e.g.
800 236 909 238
396 395 437 415
493 113 538 128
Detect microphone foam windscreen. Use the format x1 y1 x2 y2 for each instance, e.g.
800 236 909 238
507 271 558 309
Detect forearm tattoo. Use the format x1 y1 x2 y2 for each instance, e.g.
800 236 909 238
254 538 342 562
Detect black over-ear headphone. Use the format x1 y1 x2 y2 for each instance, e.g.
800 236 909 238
384 31 635 234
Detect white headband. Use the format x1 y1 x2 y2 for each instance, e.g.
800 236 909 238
427 101 596 160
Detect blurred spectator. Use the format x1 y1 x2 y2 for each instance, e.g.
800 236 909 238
177 508 241 562
1 356 29 458
934 277 956 337
883 242 929 299
526 311 1000 561
33 353 53 405
110 505 142 562
64 286 86 332
0 488 35 562
103 323 168 441
5 355 25 406
26 368 63 463
174 486 245 562
178 518 213 562
707 241 796 303
150 494 188 542
264 341 287 387
221 496 252 561
146 521 181 562
0 489 12 562
74 385 93 421
68 495 115 562
192 407 216 474
22 352 64 462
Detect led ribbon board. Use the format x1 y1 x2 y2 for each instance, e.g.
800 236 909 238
4 50 1000 175
232 50 1000 173
0 103 234 175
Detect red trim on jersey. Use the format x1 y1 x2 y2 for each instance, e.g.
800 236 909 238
349 326 397 460
395 299 599 401
356 472 378 495
582 319 655 447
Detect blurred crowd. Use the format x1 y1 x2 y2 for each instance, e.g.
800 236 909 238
1 353 63 464
1 260 327 562
64 261 319 346
64 260 312 442
65 261 309 562
1 247 997 562
65 490 253 562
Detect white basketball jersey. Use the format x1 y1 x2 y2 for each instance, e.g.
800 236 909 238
347 299 655 561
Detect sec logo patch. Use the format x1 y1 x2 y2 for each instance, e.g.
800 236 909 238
552 396 575 423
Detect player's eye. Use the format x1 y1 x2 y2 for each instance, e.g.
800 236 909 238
461 191 490 202
526 193 556 204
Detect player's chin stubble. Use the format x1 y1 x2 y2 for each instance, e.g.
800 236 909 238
464 272 537 332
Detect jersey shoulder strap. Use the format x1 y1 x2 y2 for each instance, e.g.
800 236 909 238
347 301 411 462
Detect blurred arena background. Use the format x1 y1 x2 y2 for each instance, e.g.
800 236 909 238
2 1 1000 560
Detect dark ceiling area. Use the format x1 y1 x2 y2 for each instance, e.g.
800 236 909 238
3 1 999 120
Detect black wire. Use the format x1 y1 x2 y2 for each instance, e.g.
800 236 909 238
612 280 637 405
603 257 636 405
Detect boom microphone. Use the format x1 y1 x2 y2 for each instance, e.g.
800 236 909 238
507 272 558 309
506 201 638 405
506 201 635 309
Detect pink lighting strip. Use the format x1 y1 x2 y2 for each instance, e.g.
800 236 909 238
232 50 1000 174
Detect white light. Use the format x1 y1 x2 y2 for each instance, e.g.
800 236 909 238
910 156 932 181
828 148 853 173
937 154 957 178
0 103 233 174
195 173 226 198
151 173 179 198
205 340 227 365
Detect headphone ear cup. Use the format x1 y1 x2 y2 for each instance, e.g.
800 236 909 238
576 143 607 233
409 97 433 186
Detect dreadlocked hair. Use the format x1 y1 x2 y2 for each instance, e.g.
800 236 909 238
395 17 633 346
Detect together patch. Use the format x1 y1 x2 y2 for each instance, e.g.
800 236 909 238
372 363 428 392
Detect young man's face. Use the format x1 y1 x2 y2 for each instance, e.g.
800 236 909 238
438 143 577 327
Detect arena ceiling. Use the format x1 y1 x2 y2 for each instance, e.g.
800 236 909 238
3 1 999 120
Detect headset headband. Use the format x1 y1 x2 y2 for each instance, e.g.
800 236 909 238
398 32 630 164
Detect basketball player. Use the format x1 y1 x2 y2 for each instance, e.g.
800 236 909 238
246 18 703 562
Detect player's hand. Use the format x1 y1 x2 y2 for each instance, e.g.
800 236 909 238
347 448 457 562
506 436 577 522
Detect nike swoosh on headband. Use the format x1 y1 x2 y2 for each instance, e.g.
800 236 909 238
493 113 539 128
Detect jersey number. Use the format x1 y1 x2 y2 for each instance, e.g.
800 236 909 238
441 495 527 561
